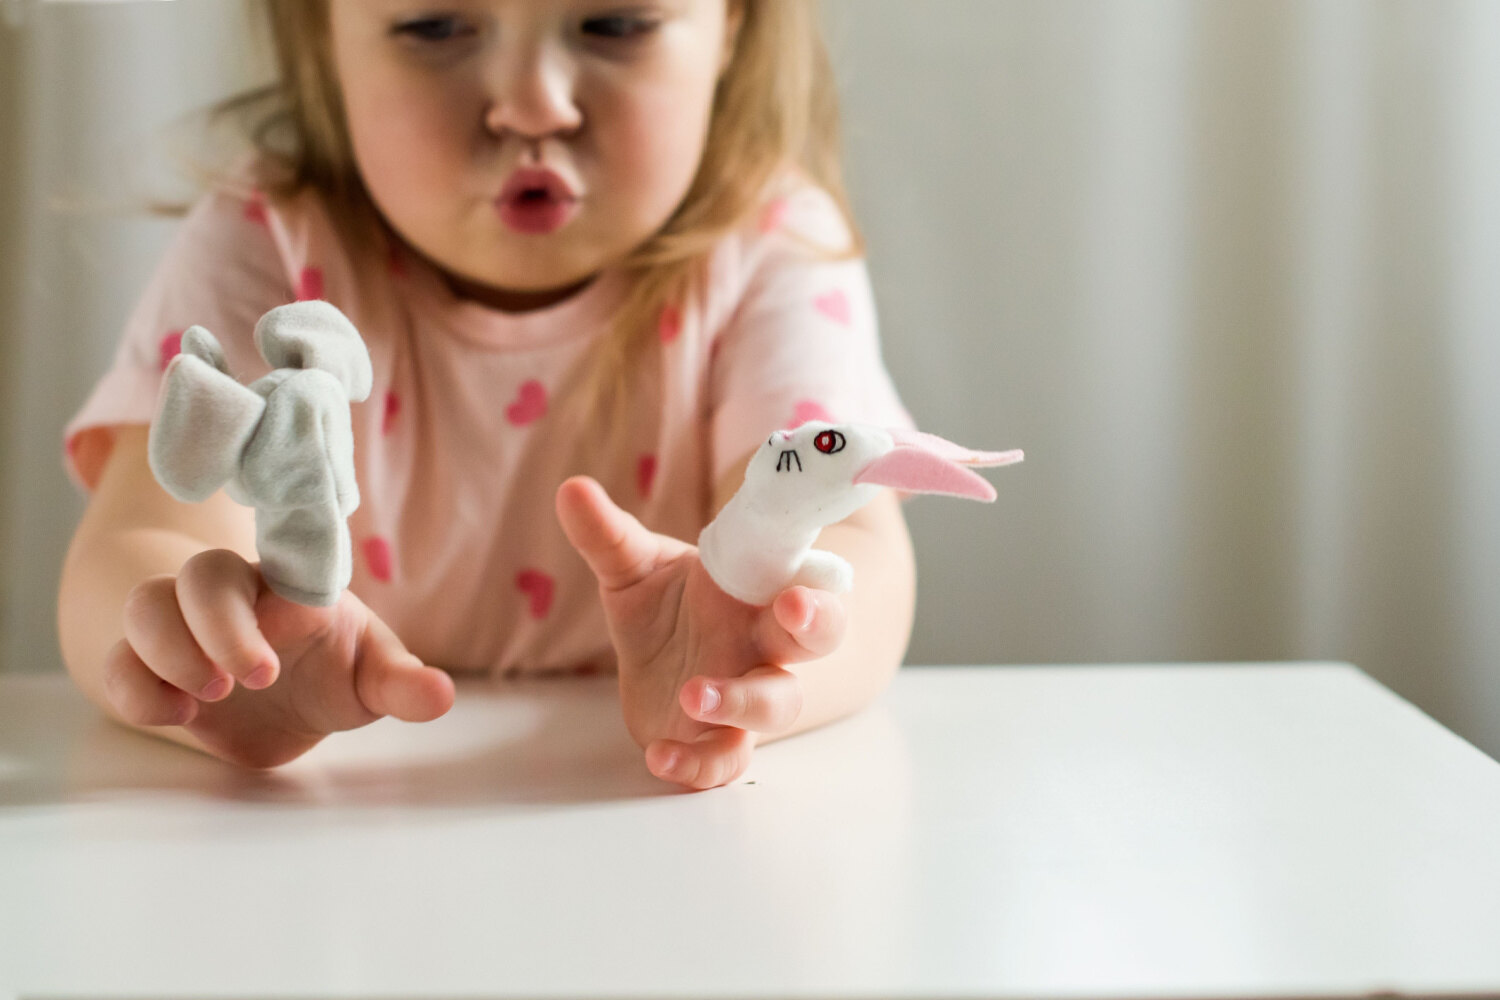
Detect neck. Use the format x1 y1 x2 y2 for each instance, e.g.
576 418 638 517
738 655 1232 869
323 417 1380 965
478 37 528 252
441 270 597 313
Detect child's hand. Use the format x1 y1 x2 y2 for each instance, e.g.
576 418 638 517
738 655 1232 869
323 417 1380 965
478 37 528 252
103 549 454 768
556 476 847 790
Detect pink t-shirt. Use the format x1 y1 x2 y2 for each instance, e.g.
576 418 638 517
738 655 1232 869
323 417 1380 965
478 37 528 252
65 159 913 679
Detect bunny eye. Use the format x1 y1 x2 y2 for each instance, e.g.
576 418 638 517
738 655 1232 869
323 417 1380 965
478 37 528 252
814 430 846 455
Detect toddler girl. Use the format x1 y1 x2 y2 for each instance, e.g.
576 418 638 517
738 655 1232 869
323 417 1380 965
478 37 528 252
58 0 916 790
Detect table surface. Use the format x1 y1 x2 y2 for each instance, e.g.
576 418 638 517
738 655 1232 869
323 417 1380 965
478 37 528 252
3 662 1500 1000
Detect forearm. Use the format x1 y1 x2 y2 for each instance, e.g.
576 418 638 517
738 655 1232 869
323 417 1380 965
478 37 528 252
58 520 248 755
763 490 916 745
59 428 257 752
61 524 216 693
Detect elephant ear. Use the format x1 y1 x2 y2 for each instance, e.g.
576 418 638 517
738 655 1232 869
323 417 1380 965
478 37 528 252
149 353 266 503
238 369 358 513
179 324 231 374
253 301 373 402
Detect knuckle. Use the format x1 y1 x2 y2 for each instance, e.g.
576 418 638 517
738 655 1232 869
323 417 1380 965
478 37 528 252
722 679 752 719
686 755 718 790
177 550 256 613
216 640 271 679
703 748 747 789
809 601 847 650
775 680 803 730
100 645 135 712
735 669 799 731
122 575 176 629
180 547 246 583
102 646 167 725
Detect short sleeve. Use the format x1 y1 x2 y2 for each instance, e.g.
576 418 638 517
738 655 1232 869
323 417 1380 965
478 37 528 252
709 186 914 485
63 184 293 491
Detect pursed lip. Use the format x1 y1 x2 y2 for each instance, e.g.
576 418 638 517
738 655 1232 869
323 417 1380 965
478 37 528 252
497 167 579 204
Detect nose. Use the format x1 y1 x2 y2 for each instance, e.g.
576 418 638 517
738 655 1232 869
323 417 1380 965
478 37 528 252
482 40 583 143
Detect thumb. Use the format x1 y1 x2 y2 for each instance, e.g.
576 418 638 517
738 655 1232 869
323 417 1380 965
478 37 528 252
352 610 455 723
556 475 686 591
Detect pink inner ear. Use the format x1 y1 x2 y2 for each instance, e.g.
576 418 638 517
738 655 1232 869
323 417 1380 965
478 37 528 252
853 446 997 501
888 428 1024 467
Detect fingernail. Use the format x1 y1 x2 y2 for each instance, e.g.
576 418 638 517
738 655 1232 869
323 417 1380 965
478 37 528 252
699 684 720 715
799 602 816 632
200 674 233 701
244 662 276 690
659 749 680 773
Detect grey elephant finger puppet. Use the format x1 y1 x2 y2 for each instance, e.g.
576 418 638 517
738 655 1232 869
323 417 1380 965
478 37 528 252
697 422 1024 606
147 301 373 607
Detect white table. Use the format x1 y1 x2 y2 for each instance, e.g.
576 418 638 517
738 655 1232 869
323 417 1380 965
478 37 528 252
2 662 1499 999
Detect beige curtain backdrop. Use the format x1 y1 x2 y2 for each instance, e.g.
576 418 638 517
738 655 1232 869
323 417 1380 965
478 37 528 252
2 1 1497 759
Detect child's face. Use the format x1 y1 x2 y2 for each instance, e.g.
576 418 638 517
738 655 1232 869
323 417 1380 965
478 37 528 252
330 0 739 310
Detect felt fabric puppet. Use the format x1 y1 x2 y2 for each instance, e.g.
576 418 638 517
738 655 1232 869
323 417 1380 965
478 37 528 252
698 422 1023 606
147 301 373 607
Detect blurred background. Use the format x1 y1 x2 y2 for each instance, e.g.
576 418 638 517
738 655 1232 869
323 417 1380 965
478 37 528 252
1 0 1497 760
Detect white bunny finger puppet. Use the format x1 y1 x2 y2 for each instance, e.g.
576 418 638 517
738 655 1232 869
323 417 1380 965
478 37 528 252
697 421 1024 606
147 301 374 607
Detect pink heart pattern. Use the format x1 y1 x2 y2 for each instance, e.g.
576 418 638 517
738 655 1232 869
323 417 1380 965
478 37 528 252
296 266 324 302
516 569 555 619
790 399 836 428
658 304 682 344
760 197 791 234
363 536 393 582
243 190 269 227
813 289 851 326
506 380 548 426
638 453 658 499
382 391 401 435
158 329 184 372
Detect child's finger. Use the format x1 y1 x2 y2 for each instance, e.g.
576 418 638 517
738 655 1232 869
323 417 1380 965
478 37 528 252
754 586 847 664
121 576 233 701
175 549 280 690
101 638 198 727
645 727 755 790
555 476 686 591
679 666 802 734
352 612 456 723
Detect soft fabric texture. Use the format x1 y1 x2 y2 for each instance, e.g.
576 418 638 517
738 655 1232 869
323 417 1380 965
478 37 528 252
698 421 1022 606
64 155 913 678
148 302 373 606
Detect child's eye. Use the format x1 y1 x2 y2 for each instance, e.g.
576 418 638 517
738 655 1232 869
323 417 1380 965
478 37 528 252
391 15 476 44
580 13 660 40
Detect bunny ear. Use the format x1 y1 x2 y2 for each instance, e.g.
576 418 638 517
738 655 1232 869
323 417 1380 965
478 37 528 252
853 446 998 501
888 428 1024 468
253 301 373 402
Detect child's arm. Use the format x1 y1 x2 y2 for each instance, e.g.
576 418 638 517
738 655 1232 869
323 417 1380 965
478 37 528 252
59 425 454 767
60 425 259 755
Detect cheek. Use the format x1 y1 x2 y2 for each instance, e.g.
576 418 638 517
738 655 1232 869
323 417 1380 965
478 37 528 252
598 77 717 215
343 69 479 209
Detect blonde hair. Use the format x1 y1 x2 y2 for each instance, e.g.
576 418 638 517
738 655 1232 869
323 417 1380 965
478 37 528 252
185 0 862 436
